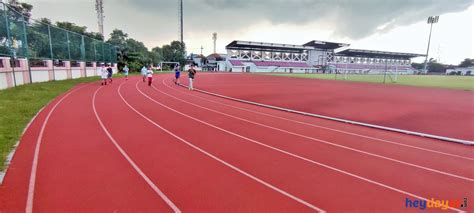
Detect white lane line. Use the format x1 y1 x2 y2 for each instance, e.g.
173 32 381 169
26 85 86 213
122 82 325 212
163 78 474 162
136 80 464 213
177 76 474 145
92 86 181 213
154 82 473 182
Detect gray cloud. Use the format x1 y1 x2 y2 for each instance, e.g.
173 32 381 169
122 0 472 40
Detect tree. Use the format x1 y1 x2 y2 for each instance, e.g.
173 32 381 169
458 58 473 68
55 22 87 34
107 29 128 47
160 41 186 66
150 46 163 64
411 62 424 70
427 58 446 73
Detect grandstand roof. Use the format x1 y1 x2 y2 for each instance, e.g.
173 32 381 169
226 40 313 53
303 40 350 50
336 49 425 59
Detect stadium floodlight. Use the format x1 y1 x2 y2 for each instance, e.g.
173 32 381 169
423 15 439 73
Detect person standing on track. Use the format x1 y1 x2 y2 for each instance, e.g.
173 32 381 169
106 65 113 83
101 65 108 86
123 65 129 80
174 65 181 85
141 65 148 82
188 64 197 90
146 66 154 86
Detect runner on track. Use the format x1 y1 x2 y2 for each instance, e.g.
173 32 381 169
174 64 181 85
123 65 129 80
141 65 148 82
106 65 113 83
188 64 196 90
146 66 154 86
100 64 108 86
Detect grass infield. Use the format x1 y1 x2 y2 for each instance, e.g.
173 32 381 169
263 73 474 91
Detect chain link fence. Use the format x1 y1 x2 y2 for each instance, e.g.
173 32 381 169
0 2 116 62
0 2 116 89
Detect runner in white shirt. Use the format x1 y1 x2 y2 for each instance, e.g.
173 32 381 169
141 66 148 82
146 66 154 86
101 65 108 86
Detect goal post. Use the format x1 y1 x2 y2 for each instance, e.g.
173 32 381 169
159 62 180 71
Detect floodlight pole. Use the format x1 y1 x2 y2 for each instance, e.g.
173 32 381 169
423 16 439 74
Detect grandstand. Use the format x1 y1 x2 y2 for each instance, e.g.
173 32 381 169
225 40 424 74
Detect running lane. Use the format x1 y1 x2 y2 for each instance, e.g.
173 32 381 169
0 81 175 212
130 78 471 212
187 73 474 141
157 76 473 180
94 79 317 212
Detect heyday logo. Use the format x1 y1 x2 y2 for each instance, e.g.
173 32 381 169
405 198 468 210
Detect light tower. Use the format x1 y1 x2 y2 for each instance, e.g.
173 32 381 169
212 32 217 53
95 0 105 40
423 15 439 73
179 0 183 43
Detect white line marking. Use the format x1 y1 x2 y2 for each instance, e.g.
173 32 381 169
177 76 474 145
92 86 181 213
26 85 86 213
121 82 325 212
154 82 473 182
162 78 474 162
135 80 464 212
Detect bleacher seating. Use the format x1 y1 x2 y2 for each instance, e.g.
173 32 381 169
330 63 412 70
229 60 244 66
253 61 310 68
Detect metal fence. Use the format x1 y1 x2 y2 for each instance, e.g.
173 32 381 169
0 2 116 63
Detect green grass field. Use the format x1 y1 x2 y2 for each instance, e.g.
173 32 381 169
263 73 474 91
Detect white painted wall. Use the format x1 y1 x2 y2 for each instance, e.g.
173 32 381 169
31 70 50 83
71 69 82 79
0 73 8 90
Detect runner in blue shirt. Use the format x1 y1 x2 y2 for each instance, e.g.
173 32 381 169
174 65 181 85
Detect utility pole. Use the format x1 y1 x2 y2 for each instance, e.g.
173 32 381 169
200 45 203 55
212 32 217 53
179 0 183 44
423 15 439 73
95 0 105 40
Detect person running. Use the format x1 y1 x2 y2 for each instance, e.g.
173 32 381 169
123 65 129 80
106 65 113 83
188 64 197 90
174 65 181 85
146 66 154 86
141 65 148 82
100 65 108 86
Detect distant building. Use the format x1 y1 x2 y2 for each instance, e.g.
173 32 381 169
225 40 425 73
446 66 474 75
187 53 206 67
202 53 227 71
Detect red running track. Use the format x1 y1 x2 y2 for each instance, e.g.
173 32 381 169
192 73 474 141
0 74 472 212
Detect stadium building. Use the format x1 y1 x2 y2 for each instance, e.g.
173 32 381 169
224 40 425 74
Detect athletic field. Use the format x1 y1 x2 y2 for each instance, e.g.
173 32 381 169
1 73 472 212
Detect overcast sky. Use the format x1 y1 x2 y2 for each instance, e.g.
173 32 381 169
25 0 473 64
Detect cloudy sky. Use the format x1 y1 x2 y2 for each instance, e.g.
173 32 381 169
25 0 473 64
